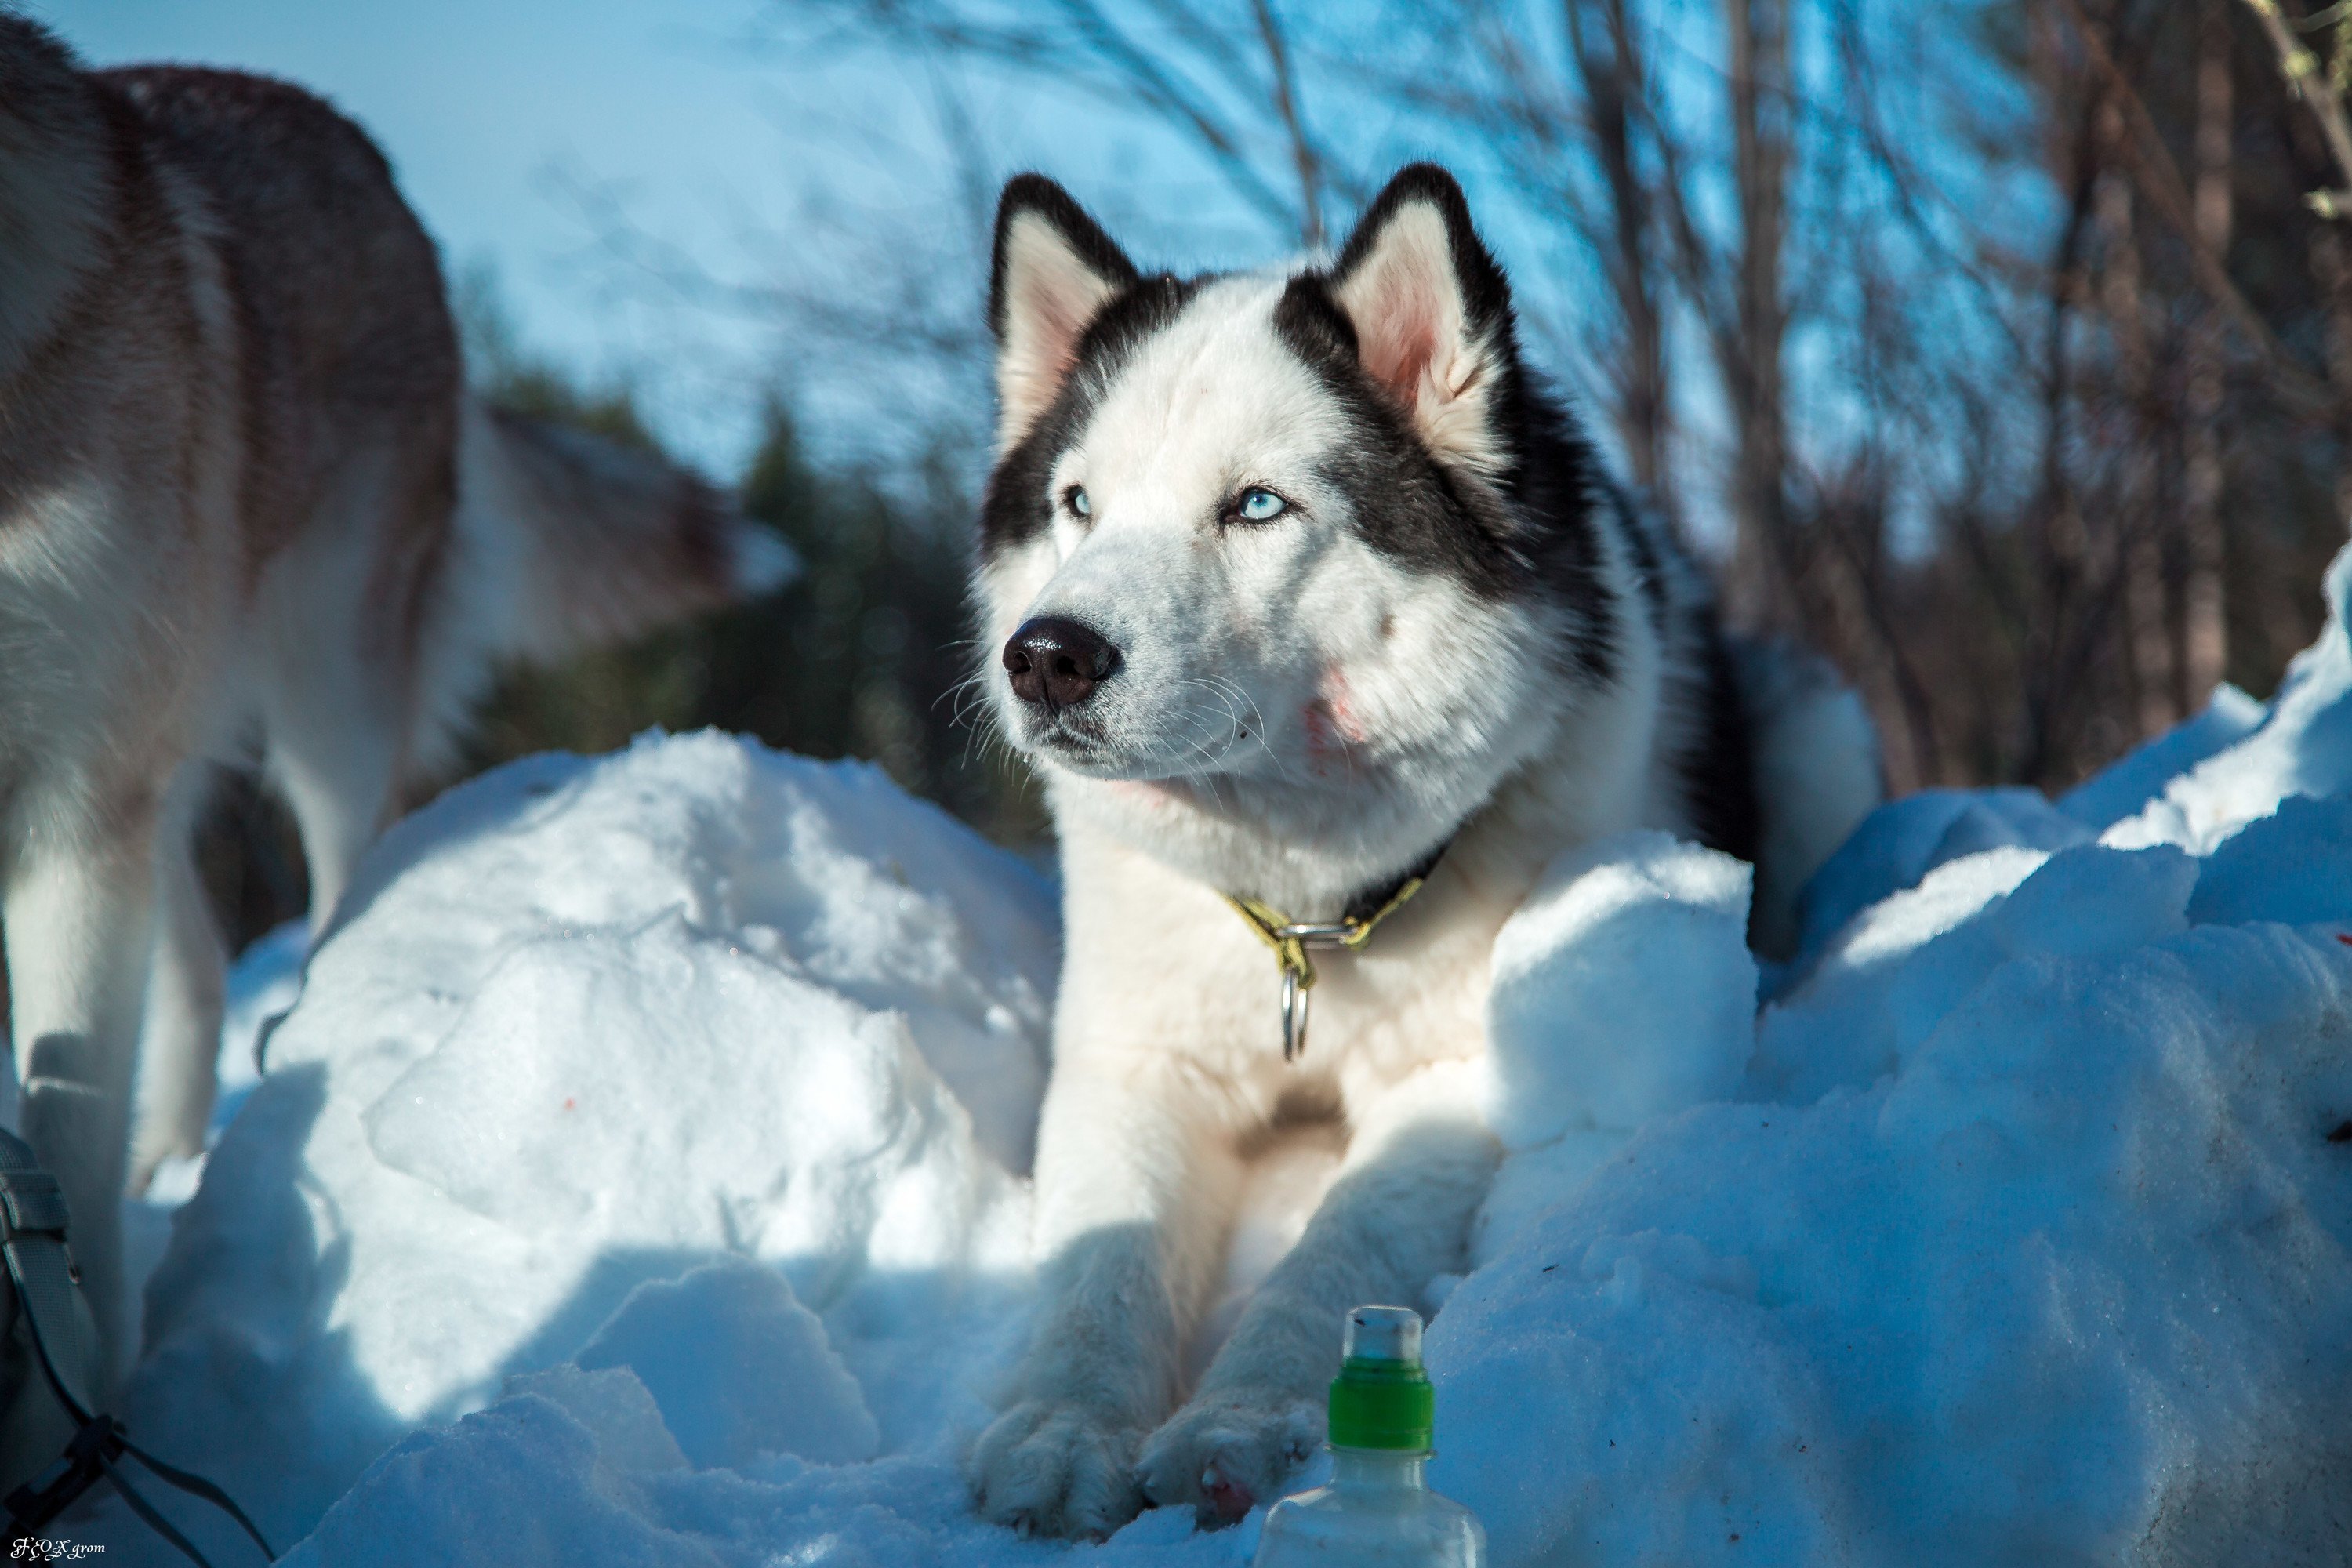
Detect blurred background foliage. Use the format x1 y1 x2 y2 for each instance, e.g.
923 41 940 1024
193 273 1044 952
448 267 1044 844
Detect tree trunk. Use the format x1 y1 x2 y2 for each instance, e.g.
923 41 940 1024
2313 227 2352 531
2099 93 2172 737
2180 0 2234 709
1570 0 1673 513
1250 0 1324 250
1724 0 1795 626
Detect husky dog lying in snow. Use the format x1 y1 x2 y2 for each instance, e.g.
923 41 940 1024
968 165 1879 1536
0 16 780 1391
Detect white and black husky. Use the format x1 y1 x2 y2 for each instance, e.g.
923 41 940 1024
968 165 1878 1537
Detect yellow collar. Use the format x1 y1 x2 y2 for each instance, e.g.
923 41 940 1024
1221 864 1435 1062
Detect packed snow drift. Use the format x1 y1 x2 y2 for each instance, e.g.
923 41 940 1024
63 544 2352 1565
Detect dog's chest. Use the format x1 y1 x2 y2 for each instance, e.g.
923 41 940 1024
1158 873 1509 1096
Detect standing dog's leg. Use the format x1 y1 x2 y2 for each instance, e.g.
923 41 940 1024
267 661 402 938
971 1054 1250 1539
1136 1058 1500 1524
129 767 227 1192
261 445 452 937
261 520 432 935
5 809 162 1389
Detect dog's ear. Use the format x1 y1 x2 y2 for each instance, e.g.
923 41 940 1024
989 175 1138 448
1327 165 1516 475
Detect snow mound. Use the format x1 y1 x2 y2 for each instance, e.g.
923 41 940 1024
1436 918 2352 1565
1477 831 1757 1265
1790 786 2092 968
569 1258 880 1469
2057 682 2265 829
80 542 2352 1567
2107 539 2352 852
101 735 1054 1560
1751 840 2197 1103
1488 830 1759 1142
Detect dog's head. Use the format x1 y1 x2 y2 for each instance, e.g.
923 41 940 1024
974 165 1619 894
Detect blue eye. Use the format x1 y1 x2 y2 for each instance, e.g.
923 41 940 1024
1236 487 1287 523
1064 485 1091 517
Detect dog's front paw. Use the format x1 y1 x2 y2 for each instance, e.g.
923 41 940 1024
1136 1392 1320 1527
969 1399 1148 1540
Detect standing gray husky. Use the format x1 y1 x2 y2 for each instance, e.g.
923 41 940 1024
0 15 784 1391
967 166 1878 1537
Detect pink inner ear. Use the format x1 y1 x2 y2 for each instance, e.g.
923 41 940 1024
997 211 1127 439
1333 201 1502 468
1011 278 1082 385
1367 318 1437 407
1348 241 1452 413
1020 278 1090 386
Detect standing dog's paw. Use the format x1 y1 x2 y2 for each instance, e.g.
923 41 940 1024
1135 1393 1320 1527
969 1399 1148 1541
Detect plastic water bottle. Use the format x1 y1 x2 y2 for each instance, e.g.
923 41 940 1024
1250 1305 1487 1567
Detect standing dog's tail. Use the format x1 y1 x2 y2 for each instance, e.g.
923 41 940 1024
1733 637 1885 961
410 397 797 771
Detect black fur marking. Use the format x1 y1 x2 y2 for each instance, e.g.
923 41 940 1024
978 270 1204 557
1606 482 1670 638
987 172 1139 344
1274 254 1617 684
1305 165 1619 680
1684 629 1761 865
0 12 82 83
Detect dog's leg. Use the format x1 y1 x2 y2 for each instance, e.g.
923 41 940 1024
1136 1056 1499 1525
970 1053 1248 1540
129 768 226 1192
270 721 396 938
264 616 407 935
5 813 162 1390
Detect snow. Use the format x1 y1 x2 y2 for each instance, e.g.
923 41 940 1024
1749 841 2198 1105
569 1258 881 1469
2056 683 2265 830
1475 832 1756 1265
100 739 1053 1561
1432 920 2352 1565
2105 542 2352 854
1486 831 1759 1142
65 543 2352 1566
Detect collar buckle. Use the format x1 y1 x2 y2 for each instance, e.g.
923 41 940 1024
1223 868 1436 1062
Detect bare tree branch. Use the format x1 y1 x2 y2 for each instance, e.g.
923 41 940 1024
1250 0 1326 246
2242 0 2352 209
2055 0 2340 419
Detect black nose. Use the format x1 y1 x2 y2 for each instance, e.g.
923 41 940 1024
1004 616 1120 710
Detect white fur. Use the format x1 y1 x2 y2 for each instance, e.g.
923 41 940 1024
985 274 1625 913
0 146 247 1389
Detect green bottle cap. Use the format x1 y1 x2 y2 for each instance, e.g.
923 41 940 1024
1326 1305 1435 1451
